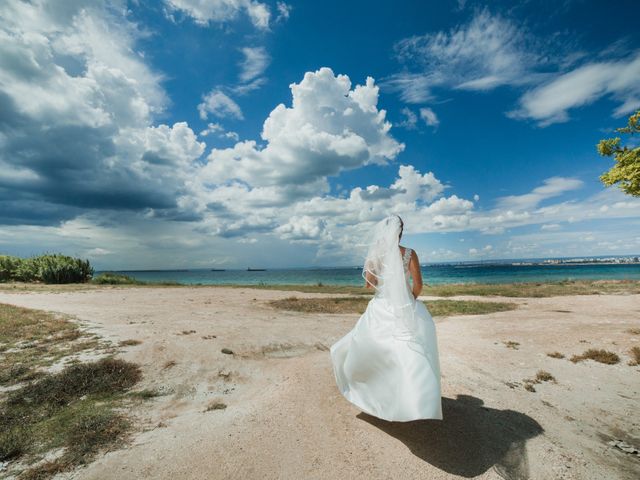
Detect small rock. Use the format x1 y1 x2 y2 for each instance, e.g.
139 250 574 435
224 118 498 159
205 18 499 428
608 440 639 455
221 348 233 355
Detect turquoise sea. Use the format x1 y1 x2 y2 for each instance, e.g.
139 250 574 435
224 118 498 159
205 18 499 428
103 263 640 286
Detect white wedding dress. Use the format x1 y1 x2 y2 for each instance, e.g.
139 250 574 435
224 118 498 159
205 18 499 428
330 246 442 422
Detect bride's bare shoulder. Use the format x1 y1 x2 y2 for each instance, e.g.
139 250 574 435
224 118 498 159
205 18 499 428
404 247 420 262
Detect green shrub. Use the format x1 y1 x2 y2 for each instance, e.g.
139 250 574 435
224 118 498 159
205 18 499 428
92 272 142 285
38 255 93 284
0 255 21 282
14 257 38 282
0 253 93 284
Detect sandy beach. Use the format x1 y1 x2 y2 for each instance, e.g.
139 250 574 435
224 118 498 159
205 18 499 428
0 285 639 479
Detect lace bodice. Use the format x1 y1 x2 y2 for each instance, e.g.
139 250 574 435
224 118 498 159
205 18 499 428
371 246 413 298
401 247 412 274
401 247 413 291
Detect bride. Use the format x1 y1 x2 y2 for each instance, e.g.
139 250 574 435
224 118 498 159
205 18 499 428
330 215 442 421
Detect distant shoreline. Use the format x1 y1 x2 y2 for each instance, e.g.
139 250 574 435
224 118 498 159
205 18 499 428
509 261 640 266
97 261 640 273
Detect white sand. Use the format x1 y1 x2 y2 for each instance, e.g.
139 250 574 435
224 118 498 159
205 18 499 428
0 286 639 479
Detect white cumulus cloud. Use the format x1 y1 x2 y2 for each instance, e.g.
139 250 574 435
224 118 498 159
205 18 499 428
0 0 204 224
202 67 404 188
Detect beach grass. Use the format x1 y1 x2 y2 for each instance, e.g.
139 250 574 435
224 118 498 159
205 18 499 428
1 279 639 297
0 303 100 387
268 296 518 316
232 279 640 297
92 272 144 285
420 279 640 297
0 303 153 479
0 359 140 477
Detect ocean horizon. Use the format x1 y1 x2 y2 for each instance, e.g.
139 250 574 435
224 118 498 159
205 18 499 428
101 261 640 286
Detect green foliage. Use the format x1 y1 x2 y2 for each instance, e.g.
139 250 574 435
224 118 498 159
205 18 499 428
0 255 21 282
0 253 93 283
598 110 640 197
92 272 142 285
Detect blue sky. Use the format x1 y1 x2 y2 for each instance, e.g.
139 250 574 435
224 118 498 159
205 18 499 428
1 0 639 269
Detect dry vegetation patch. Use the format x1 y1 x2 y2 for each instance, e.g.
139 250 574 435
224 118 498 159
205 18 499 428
269 296 368 314
269 296 518 316
547 351 565 359
233 284 371 295
0 303 100 386
535 370 556 382
0 358 142 478
422 280 640 297
503 341 520 350
205 401 227 412
236 279 640 297
522 370 556 392
0 303 153 479
570 349 620 365
628 346 640 366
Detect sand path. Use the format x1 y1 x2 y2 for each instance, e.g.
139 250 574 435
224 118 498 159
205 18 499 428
0 287 638 479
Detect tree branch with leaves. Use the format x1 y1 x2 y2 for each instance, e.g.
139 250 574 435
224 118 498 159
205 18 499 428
598 110 640 197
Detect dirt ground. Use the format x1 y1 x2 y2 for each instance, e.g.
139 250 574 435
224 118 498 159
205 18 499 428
0 286 638 479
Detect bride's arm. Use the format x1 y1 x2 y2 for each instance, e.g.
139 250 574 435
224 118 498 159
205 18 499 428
409 250 423 299
364 270 376 289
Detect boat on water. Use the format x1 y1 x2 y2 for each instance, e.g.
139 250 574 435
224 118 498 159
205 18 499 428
247 268 266 271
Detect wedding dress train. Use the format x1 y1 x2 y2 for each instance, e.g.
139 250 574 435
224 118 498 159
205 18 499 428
330 245 442 422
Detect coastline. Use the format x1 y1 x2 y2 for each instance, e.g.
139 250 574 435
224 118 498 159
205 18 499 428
89 262 640 288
